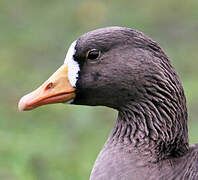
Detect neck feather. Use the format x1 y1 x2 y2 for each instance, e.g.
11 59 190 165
108 72 189 162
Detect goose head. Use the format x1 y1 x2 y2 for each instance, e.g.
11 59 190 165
18 27 171 110
18 27 189 160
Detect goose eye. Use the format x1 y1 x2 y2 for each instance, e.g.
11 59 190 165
87 49 100 61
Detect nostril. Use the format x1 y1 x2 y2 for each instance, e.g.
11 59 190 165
45 82 54 90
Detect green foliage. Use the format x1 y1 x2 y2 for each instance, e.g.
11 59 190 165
0 0 198 179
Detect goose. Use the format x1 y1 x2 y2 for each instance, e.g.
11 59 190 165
18 27 198 180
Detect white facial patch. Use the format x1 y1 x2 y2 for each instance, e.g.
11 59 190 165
64 40 80 87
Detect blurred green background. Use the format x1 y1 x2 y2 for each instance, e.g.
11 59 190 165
1 0 198 179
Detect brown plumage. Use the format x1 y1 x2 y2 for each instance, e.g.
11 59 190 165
19 27 198 180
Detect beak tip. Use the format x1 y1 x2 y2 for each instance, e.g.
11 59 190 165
18 95 28 111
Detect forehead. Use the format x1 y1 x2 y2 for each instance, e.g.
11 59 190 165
76 27 134 52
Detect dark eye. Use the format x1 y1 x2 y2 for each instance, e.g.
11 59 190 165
86 49 100 61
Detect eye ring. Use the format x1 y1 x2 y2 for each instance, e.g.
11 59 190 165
86 49 101 61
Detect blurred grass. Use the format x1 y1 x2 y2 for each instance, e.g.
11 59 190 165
0 0 198 179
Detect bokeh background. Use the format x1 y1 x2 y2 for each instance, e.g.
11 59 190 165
1 0 198 179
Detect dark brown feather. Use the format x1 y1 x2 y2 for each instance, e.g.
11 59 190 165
71 27 198 180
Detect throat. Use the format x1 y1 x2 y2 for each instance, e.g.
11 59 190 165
107 101 189 162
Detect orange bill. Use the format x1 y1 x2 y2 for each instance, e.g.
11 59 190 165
18 64 75 111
